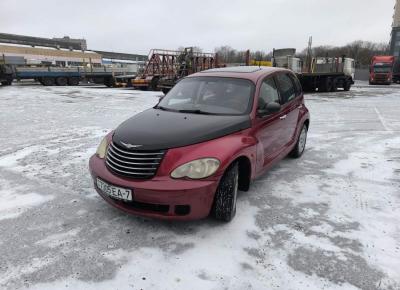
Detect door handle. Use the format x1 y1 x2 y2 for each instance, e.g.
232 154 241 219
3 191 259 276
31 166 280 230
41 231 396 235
298 105 303 109
280 115 287 120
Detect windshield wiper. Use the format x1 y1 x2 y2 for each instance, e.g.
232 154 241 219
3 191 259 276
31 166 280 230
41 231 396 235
178 109 214 115
154 105 170 111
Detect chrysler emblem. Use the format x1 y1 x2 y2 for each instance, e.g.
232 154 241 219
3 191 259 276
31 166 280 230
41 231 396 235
120 141 142 149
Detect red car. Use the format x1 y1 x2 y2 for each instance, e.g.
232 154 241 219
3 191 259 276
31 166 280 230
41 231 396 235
89 66 310 222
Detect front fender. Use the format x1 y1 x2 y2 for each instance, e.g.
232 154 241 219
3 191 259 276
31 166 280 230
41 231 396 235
158 128 257 179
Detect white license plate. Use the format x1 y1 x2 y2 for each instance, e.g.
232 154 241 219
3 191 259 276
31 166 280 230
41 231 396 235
96 178 133 201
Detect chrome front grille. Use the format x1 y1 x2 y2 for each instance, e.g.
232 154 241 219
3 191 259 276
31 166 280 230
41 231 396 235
106 142 166 179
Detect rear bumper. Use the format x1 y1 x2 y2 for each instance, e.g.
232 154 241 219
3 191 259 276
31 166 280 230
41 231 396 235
89 155 220 220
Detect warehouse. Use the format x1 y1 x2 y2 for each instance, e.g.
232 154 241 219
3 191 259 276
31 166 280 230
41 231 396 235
0 44 102 66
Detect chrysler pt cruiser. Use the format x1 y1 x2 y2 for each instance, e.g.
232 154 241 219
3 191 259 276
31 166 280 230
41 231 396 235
89 66 310 222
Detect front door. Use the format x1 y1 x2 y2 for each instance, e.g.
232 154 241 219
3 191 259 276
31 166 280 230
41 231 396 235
253 76 287 168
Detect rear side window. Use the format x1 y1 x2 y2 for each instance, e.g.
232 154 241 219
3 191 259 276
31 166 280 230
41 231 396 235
258 78 280 109
276 73 296 104
290 74 302 96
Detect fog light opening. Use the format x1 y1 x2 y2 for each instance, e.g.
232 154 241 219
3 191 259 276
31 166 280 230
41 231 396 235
175 205 190 216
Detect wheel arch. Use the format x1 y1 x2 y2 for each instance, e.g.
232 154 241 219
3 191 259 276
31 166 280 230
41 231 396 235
304 118 310 130
228 155 252 192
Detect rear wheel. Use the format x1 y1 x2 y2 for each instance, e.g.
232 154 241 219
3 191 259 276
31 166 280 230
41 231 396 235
331 78 338 92
318 77 332 92
212 163 239 222
68 77 80 86
290 124 308 158
56 77 68 86
42 77 55 86
104 77 115 87
344 80 351 91
149 77 159 91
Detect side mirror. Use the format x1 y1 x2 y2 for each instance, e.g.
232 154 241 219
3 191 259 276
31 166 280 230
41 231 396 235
257 102 281 117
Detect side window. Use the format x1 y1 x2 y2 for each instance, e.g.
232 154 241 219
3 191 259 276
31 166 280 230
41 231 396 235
290 74 302 96
258 77 280 109
276 73 296 104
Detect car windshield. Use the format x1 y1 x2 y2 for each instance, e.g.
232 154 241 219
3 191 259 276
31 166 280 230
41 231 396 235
157 77 254 115
374 65 392 73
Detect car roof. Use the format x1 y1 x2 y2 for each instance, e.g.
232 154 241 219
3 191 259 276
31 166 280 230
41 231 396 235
187 66 290 83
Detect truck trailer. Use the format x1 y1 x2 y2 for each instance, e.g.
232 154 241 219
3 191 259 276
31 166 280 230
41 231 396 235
369 56 394 85
269 48 355 92
0 64 137 87
297 57 355 92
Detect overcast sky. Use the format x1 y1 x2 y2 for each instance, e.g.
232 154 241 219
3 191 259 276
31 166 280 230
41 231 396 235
0 0 395 55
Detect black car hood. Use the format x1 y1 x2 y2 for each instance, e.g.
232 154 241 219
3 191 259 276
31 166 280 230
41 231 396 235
112 108 251 150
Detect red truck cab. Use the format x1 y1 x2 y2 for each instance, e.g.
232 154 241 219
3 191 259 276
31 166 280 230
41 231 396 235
369 56 394 85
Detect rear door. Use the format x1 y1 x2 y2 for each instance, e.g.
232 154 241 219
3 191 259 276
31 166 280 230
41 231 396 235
275 73 302 146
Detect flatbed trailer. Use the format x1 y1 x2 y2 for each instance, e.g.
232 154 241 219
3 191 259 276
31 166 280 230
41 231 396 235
297 71 354 92
2 65 137 87
270 42 355 93
247 47 355 93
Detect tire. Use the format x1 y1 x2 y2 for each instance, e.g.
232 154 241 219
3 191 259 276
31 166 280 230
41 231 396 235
289 124 308 158
212 163 239 222
56 77 68 86
42 77 55 86
68 77 80 86
331 78 338 92
149 77 159 91
344 80 351 91
318 78 332 92
104 78 115 87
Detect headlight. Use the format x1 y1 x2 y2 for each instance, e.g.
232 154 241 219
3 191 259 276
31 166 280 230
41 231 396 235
171 158 220 179
96 137 108 159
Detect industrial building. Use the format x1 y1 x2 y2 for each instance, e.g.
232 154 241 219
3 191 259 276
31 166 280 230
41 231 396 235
0 32 147 68
390 0 400 56
0 44 102 66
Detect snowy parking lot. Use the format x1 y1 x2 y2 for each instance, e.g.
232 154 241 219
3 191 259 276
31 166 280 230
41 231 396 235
0 82 399 290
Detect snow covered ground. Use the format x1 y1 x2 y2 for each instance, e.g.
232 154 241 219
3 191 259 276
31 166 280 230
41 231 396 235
0 82 399 290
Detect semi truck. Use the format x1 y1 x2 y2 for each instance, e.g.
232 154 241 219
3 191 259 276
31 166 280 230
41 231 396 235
0 64 13 86
369 56 394 85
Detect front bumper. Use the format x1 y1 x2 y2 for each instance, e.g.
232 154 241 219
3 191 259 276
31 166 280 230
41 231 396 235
89 155 220 220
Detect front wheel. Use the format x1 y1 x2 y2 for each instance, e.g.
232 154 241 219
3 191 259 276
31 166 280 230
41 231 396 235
212 163 239 222
290 124 308 158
